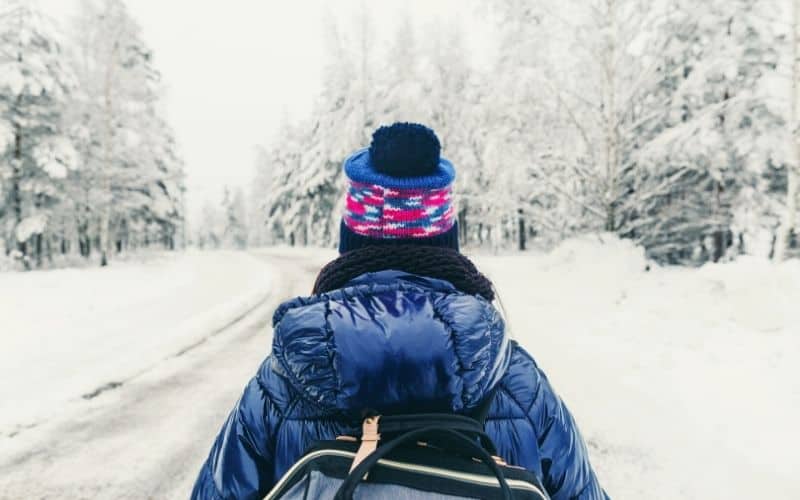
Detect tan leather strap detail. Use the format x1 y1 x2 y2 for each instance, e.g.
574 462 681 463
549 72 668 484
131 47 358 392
349 416 381 474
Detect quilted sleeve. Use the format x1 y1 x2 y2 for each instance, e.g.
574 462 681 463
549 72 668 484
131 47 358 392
528 365 609 500
191 360 282 500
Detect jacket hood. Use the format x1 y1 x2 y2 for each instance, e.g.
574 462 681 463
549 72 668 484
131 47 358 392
271 270 511 415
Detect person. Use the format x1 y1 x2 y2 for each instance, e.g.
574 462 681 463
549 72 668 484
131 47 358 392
191 123 609 500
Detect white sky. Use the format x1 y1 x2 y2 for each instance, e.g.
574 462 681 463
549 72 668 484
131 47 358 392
39 0 483 223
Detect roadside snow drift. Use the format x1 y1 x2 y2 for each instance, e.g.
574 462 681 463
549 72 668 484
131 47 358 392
0 251 273 436
476 235 800 500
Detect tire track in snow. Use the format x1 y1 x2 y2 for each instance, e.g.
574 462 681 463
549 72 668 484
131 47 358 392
0 252 321 500
79 286 274 402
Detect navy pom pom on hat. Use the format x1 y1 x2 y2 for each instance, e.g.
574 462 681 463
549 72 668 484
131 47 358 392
339 122 459 254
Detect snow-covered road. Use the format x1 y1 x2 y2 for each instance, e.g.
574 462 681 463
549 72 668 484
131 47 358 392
1 242 797 499
0 251 325 499
0 251 276 434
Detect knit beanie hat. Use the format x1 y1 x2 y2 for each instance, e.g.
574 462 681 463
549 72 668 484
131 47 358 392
339 122 458 254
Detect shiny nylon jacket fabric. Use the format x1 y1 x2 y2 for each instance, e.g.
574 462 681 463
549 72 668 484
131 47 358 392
191 271 608 500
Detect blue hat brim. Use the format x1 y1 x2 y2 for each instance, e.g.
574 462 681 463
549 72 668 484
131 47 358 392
343 148 455 189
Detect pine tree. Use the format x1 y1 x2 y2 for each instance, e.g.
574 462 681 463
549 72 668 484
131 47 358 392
197 199 224 250
69 0 185 264
621 0 786 263
262 120 306 246
422 21 486 246
248 145 273 247
0 0 77 269
251 0 795 261
222 186 248 249
377 14 430 124
778 0 800 259
266 19 365 247
487 0 615 249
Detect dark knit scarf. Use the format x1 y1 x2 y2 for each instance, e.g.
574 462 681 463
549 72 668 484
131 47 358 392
312 245 495 301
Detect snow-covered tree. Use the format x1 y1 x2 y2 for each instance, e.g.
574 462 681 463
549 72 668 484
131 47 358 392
485 0 626 249
248 145 273 247
351 3 378 143
620 0 787 263
252 0 800 263
260 120 305 246
196 199 224 250
264 19 366 247
69 0 185 264
778 0 800 259
421 21 489 246
0 0 77 269
222 186 248 249
376 14 430 124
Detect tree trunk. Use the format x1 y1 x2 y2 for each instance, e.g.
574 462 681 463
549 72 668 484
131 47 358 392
12 124 25 260
699 236 709 263
769 232 777 260
99 38 119 268
33 193 44 268
34 233 43 268
712 180 725 262
18 241 29 270
603 0 619 232
78 220 91 258
737 232 745 255
712 230 725 263
518 209 526 251
45 237 53 264
116 217 127 254
99 212 110 266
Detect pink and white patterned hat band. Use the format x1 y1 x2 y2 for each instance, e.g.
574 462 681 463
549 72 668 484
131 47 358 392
343 181 455 239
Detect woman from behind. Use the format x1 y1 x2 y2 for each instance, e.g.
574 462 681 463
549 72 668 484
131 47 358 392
192 123 609 500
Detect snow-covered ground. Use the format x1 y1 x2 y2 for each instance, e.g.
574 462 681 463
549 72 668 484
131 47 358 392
475 236 800 500
0 251 274 436
1 242 797 499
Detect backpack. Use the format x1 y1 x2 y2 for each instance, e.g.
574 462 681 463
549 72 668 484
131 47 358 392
263 410 549 500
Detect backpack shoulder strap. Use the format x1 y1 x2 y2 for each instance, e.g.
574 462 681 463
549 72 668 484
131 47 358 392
469 385 499 427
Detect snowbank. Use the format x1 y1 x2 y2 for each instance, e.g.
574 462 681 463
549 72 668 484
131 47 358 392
474 234 800 500
0 251 274 435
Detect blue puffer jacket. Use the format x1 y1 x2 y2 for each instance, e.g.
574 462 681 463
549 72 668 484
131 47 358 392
192 270 608 500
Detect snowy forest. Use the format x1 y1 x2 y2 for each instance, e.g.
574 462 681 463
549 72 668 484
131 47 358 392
4 0 800 269
0 0 184 270
251 0 800 265
2 3 798 498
